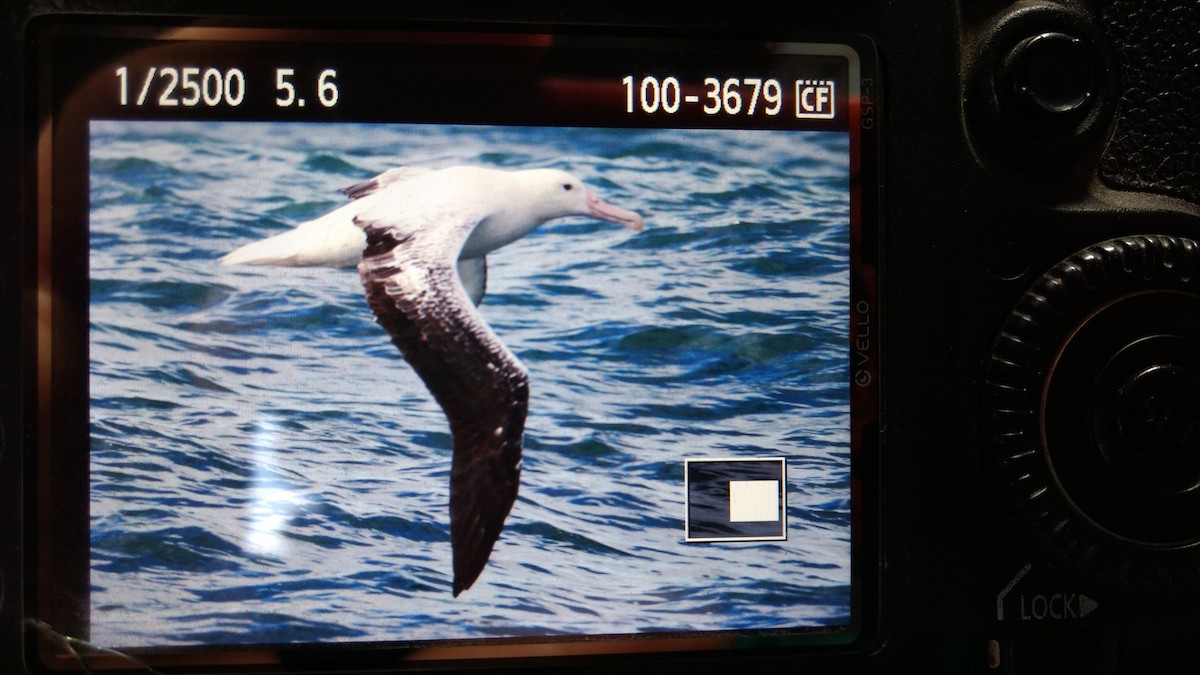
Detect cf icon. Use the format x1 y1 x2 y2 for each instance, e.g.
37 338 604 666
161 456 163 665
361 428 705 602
796 79 836 119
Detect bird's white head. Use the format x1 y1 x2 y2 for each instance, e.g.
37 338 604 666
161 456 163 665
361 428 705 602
458 167 644 259
522 169 645 232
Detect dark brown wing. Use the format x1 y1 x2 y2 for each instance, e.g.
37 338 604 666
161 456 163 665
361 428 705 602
356 215 528 596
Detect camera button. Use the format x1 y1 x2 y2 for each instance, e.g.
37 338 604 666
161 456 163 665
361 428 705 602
1007 33 1095 115
1113 362 1200 482
998 31 1100 134
1092 335 1200 496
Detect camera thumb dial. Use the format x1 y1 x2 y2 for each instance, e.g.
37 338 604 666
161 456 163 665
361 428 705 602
984 235 1200 597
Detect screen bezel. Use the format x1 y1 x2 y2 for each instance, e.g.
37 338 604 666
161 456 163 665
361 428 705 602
28 18 881 671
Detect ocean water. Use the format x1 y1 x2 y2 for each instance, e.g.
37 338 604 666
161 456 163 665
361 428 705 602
88 121 852 648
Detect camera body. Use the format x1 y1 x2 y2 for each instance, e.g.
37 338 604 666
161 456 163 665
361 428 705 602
3 0 1200 672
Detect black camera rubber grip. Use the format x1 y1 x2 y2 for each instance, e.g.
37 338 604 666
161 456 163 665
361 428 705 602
984 235 1200 597
1098 2 1200 206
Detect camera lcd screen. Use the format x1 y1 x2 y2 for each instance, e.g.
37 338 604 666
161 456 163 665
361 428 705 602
30 22 878 669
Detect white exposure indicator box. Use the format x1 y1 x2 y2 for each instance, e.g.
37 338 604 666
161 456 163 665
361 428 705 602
729 480 781 522
684 457 787 542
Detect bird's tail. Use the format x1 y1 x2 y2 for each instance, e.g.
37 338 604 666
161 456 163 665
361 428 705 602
220 215 364 268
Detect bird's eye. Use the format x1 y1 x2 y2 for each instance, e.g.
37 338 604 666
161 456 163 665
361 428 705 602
562 183 573 191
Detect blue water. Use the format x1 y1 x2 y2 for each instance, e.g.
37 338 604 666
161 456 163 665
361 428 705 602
88 121 852 648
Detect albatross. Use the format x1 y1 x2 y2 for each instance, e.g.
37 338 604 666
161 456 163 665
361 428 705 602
222 165 644 595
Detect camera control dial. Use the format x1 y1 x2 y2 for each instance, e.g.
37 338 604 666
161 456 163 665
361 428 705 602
984 235 1200 596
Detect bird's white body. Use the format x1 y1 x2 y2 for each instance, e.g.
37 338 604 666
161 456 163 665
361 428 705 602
221 165 643 269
